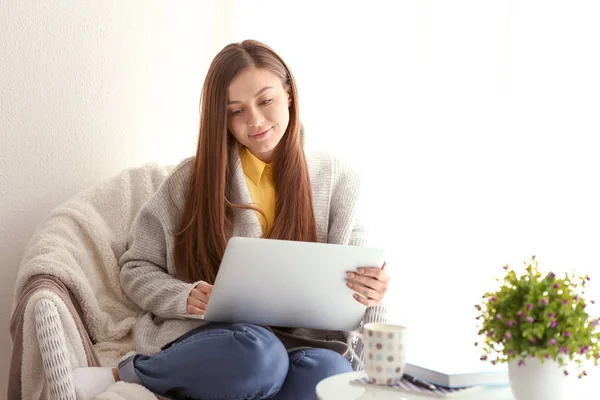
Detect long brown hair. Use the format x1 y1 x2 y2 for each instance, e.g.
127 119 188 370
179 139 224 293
173 40 317 284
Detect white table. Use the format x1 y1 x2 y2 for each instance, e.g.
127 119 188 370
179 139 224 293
316 371 595 400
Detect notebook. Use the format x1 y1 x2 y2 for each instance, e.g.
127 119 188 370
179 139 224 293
404 357 509 388
349 377 484 398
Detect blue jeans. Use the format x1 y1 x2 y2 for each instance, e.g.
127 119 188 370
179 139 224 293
118 323 353 400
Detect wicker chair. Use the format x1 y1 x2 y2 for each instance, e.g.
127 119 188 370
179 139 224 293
10 163 172 400
10 162 380 400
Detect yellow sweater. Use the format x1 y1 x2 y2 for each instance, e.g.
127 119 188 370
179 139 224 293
239 146 276 236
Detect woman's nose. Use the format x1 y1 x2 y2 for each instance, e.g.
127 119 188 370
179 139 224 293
247 109 264 127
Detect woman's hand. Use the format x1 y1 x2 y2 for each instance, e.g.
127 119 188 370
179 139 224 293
187 282 213 315
346 262 389 307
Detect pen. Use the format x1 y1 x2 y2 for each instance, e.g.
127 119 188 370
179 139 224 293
403 374 437 391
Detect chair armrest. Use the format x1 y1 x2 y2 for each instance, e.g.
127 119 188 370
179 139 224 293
35 298 77 400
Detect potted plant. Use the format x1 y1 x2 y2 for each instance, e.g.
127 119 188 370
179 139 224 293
474 256 600 400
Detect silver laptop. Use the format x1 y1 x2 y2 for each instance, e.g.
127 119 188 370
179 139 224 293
203 237 386 331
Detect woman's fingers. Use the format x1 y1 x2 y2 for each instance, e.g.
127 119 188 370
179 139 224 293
190 288 210 303
187 282 213 314
352 293 381 307
196 282 214 295
347 281 383 301
346 265 390 306
346 273 387 292
355 267 390 282
187 296 208 314
187 304 205 314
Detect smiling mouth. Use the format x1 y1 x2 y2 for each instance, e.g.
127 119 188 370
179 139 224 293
250 127 272 138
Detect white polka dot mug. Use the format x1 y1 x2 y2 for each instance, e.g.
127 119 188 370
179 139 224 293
347 323 407 385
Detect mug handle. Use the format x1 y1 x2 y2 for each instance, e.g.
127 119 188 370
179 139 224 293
347 331 364 370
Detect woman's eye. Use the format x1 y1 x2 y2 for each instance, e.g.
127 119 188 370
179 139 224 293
231 109 242 116
261 99 273 105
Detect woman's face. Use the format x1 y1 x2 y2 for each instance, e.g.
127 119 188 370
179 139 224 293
227 67 291 163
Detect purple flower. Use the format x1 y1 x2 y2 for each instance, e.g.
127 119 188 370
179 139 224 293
518 360 525 366
551 320 557 328
550 339 557 346
505 332 512 340
506 320 514 327
487 331 494 337
491 296 497 302
587 275 591 281
527 316 534 323
545 354 551 359
548 312 556 319
561 346 568 354
541 298 548 305
527 303 534 310
574 295 579 302
503 264 509 270
580 347 587 355
564 370 569 376
518 311 526 318
496 314 502 321
563 299 569 305
591 300 596 305
531 337 537 344
553 283 560 289
564 331 571 337
550 272 556 278
592 319 599 328
508 349 514 356
491 360 497 366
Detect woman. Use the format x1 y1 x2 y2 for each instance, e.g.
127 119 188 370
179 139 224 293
74 40 390 400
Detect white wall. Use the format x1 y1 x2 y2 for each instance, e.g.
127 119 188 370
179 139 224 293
0 0 232 394
227 0 600 365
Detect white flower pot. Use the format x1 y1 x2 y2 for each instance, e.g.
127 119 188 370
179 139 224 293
508 357 567 400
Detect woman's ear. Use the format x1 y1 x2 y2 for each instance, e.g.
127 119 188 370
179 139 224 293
287 92 292 107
